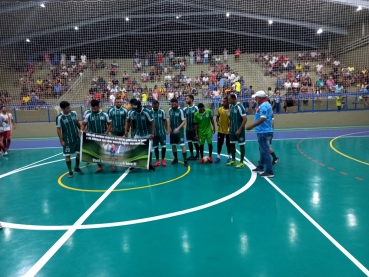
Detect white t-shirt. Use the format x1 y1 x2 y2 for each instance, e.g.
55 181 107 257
167 92 174 100
109 94 116 104
284 82 292 88
316 64 323 71
185 77 191 84
141 73 148 78
333 60 340 66
310 52 317 57
164 75 172 81
202 76 209 83
189 51 194 58
203 50 210 58
169 51 174 58
70 55 76 62
0 113 11 131
81 55 87 63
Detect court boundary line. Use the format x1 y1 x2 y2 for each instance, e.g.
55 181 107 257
329 131 369 166
23 168 131 277
236 149 369 276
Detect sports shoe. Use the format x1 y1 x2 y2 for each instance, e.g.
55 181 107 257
215 157 221 163
208 157 213 163
235 163 244 169
227 157 232 163
68 173 74 178
260 172 274 178
226 160 237 166
252 167 264 173
74 168 84 174
3 152 8 156
184 160 189 167
161 160 167 166
110 165 117 172
171 158 178 165
129 167 135 171
194 155 199 160
153 161 160 167
188 155 195 160
272 158 280 165
149 165 155 171
199 158 204 164
95 167 103 173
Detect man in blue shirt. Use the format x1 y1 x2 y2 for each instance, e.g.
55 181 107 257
246 91 274 178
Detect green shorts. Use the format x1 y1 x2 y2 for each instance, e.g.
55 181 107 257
170 129 185 146
63 140 80 156
199 132 212 145
111 131 125 136
153 135 167 148
230 131 246 145
186 129 197 142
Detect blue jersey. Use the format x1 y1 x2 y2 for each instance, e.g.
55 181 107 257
255 101 273 133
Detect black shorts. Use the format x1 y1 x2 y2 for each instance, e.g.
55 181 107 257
186 129 197 142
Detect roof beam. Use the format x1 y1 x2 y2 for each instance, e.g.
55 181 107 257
327 0 369 9
182 1 347 35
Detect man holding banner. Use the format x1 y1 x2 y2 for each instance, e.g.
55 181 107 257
82 99 111 173
127 100 156 171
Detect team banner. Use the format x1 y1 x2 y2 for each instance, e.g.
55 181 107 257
81 132 151 169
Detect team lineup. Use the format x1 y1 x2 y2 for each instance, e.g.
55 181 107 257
56 91 278 178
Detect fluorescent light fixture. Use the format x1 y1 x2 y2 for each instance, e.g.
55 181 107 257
125 17 129 21
268 20 273 25
74 26 79 30
40 3 45 8
317 28 323 34
176 15 179 19
26 39 30 42
226 12 230 17
356 6 362 11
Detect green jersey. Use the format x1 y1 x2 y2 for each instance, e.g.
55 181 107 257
56 111 80 143
83 109 91 120
108 106 127 132
152 108 167 136
194 108 213 137
129 108 153 136
169 107 185 130
183 105 198 131
229 102 246 133
84 111 110 134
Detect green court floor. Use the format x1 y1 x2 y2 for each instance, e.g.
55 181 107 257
0 134 369 277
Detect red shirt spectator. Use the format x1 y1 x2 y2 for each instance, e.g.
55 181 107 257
93 92 101 101
235 49 241 56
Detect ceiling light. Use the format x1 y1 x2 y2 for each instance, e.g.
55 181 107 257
356 6 362 11
74 26 79 30
268 20 273 25
26 39 30 42
226 12 230 17
176 15 180 19
125 17 129 21
317 28 323 34
40 3 45 8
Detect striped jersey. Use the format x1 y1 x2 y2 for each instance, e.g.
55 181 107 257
83 109 91 120
183 105 198 131
129 108 153 136
151 108 167 136
169 107 185 130
84 111 110 134
108 106 128 132
0 112 13 131
229 102 246 133
56 111 80 143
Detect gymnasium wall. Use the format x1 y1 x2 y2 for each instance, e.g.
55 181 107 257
12 110 369 138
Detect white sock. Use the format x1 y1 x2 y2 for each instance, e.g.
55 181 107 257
217 154 220 158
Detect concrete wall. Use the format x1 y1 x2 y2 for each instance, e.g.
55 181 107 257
11 110 369 138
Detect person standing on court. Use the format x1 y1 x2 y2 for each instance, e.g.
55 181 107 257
246 91 274 178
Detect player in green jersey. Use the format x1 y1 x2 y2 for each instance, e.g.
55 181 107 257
194 103 216 164
227 93 248 168
184 95 200 160
168 98 188 167
127 100 155 171
56 101 84 178
82 99 111 173
125 98 138 138
151 100 169 167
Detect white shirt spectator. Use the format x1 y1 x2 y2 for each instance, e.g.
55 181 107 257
81 55 87 64
185 76 192 84
316 64 323 72
310 52 317 58
215 57 220 63
283 61 289 68
203 49 210 58
167 91 174 100
70 55 76 63
137 62 142 69
224 72 230 79
169 51 174 59
333 60 340 66
202 76 209 83
141 72 148 78
298 52 304 58
189 51 194 58
61 53 66 62
109 93 116 105
212 89 220 98
284 81 292 89
164 74 172 81
110 86 118 93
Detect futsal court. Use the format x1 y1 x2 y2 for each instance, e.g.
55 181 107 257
0 126 368 277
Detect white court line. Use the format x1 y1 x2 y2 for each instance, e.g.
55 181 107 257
1 153 257 230
0 158 68 179
24 168 131 277
6 153 62 172
236 149 369 276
